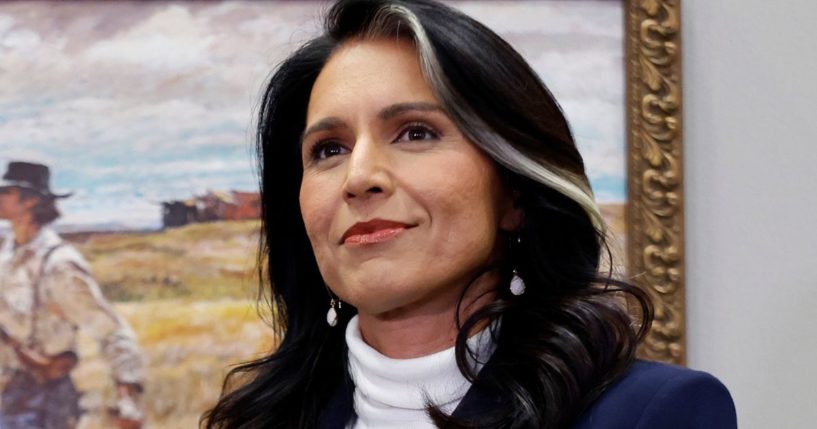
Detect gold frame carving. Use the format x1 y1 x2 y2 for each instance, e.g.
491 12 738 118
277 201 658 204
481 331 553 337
625 0 686 365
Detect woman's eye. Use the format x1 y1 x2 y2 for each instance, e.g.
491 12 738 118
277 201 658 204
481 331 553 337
310 141 347 160
395 124 439 143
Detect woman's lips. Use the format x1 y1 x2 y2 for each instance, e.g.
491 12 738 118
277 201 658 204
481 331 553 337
341 219 413 245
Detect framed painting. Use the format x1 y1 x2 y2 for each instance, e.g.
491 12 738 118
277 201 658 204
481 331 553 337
0 0 684 426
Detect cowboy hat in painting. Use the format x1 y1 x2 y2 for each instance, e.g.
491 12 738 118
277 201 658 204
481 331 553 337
0 161 73 199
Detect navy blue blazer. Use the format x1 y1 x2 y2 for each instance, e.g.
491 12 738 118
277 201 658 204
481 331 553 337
319 360 737 428
570 361 736 429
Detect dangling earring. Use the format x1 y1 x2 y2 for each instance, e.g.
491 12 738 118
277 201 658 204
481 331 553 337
510 271 526 296
509 233 525 296
327 298 341 327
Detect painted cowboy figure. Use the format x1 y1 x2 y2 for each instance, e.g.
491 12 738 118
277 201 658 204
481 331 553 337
0 161 144 429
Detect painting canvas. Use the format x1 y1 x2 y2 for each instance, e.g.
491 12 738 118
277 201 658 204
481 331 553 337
0 1 626 426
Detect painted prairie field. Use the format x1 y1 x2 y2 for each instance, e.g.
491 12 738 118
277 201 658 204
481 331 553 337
63 220 275 429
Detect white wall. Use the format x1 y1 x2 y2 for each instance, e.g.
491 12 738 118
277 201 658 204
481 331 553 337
683 1 817 428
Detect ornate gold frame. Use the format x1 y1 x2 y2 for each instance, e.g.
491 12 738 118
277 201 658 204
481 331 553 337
625 0 685 365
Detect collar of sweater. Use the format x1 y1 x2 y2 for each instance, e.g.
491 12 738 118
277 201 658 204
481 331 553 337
345 315 497 427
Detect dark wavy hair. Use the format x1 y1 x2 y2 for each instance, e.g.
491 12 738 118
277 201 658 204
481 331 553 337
203 1 652 428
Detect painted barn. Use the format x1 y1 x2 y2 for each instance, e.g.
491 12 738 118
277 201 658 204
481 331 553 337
161 190 261 228
224 191 261 221
162 200 198 228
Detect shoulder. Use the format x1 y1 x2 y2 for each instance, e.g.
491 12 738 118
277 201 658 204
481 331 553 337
572 360 737 429
41 236 91 275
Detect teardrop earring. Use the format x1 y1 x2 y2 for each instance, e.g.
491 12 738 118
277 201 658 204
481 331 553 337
326 298 341 327
510 271 526 296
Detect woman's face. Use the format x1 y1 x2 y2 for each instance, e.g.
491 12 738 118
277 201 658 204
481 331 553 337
300 38 519 317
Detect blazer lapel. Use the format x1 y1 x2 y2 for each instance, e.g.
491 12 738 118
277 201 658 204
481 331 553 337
450 356 506 421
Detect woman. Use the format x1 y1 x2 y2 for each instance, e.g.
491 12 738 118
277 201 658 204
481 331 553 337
204 1 736 428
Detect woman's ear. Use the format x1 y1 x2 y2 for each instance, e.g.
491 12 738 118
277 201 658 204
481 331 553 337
499 189 523 231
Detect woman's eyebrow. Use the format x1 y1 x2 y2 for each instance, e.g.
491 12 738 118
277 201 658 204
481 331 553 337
378 102 443 120
302 117 346 143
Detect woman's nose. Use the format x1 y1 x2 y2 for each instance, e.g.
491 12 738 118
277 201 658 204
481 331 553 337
342 138 393 202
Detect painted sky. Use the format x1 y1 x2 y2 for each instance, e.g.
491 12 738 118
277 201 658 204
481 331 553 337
0 0 624 230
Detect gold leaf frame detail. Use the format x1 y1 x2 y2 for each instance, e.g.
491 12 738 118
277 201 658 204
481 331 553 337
625 0 686 365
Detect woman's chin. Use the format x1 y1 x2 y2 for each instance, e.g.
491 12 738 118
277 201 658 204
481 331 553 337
341 287 413 316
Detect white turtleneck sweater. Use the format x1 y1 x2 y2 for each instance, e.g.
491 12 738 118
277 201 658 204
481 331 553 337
345 315 497 429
